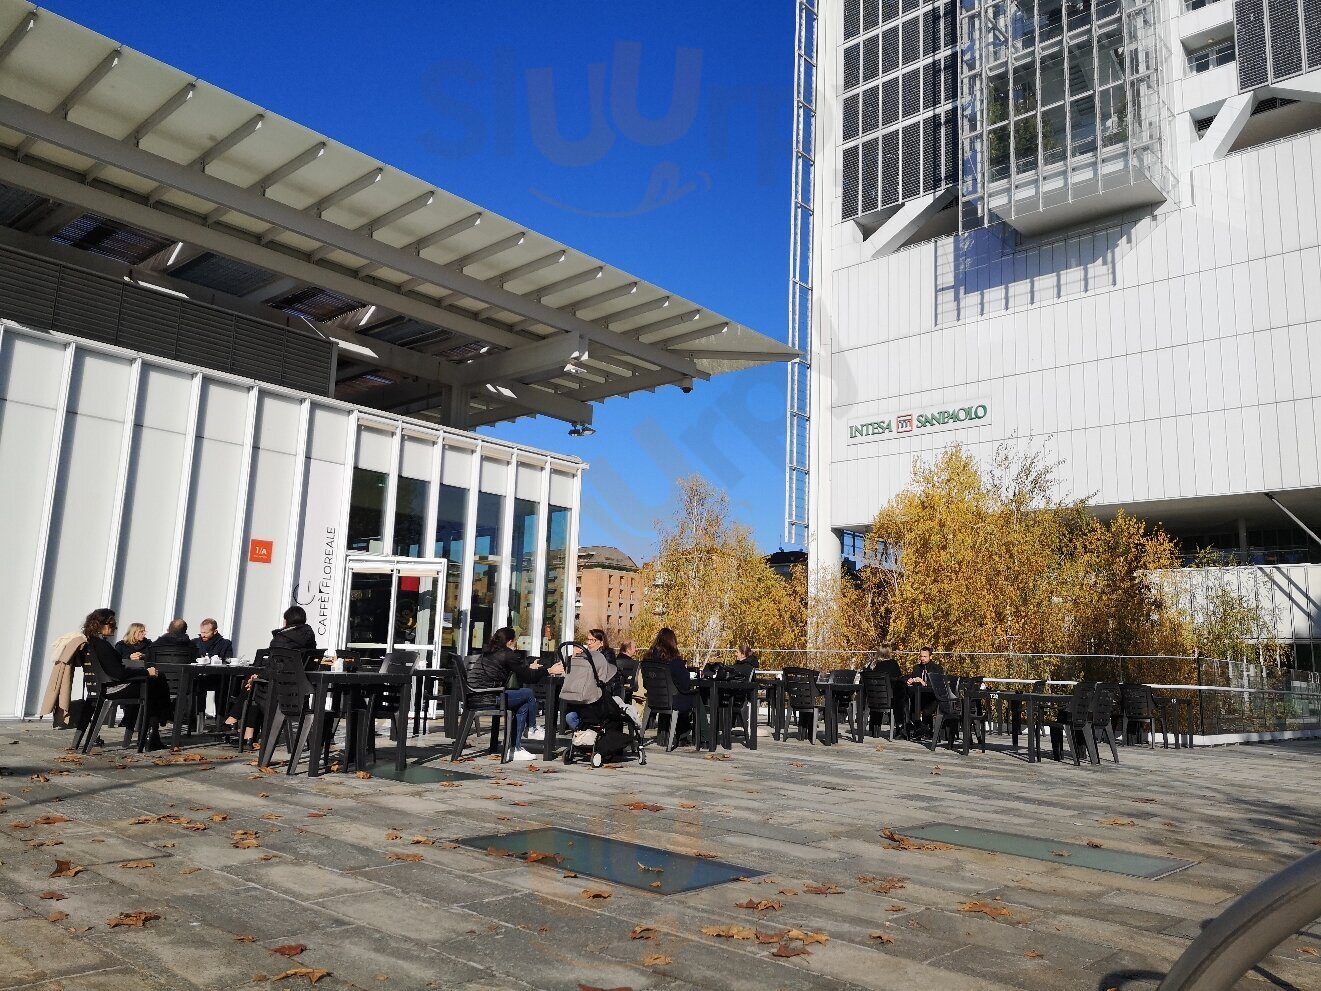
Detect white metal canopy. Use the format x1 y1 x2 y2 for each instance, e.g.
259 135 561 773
0 2 795 428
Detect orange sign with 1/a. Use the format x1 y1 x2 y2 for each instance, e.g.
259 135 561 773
249 539 274 564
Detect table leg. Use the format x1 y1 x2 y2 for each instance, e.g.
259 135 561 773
170 669 190 748
748 689 759 751
1010 700 1022 750
396 679 410 776
307 681 329 777
1026 700 1038 762
542 679 559 761
961 699 971 757
445 675 458 739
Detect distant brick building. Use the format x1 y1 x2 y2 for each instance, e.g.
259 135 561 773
575 546 641 644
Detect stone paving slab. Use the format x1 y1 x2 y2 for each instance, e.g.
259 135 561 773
0 720 1319 990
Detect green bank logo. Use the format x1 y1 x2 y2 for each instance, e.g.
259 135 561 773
846 400 990 444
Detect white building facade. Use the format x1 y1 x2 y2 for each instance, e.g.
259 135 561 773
796 0 1321 654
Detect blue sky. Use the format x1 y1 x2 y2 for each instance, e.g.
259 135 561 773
42 1 798 564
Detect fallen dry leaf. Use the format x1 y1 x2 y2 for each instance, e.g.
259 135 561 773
355 771 372 780
786 929 829 944
39 891 66 900
485 847 513 858
641 953 671 967
887 904 905 912
703 753 732 761
46 910 68 923
234 935 258 943
525 850 564 865
178 867 202 875
772 942 811 958
209 814 229 823
1296 946 1319 957
630 925 656 940
580 889 612 900
702 924 757 940
119 861 155 870
804 883 843 895
693 851 719 859
271 944 306 957
1101 819 1136 827
622 802 663 812
679 801 699 809
384 831 402 841
1086 840 1104 849
870 932 895 943
387 852 424 863
30 774 49 783
959 901 1012 919
777 888 798 896
106 911 161 928
49 860 84 879
409 836 436 846
562 871 578 878
1025 950 1044 959
736 899 782 912
35 814 69 825
1051 850 1072 858
272 967 331 984
881 828 952 852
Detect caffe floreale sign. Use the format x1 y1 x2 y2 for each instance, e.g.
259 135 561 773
846 398 991 445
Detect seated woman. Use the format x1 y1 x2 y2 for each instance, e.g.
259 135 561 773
83 608 173 750
643 627 696 740
559 641 619 731
470 627 545 761
223 605 317 743
114 623 150 663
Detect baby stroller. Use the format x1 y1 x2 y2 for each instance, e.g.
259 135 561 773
556 641 647 768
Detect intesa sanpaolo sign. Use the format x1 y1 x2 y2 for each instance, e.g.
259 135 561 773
846 398 991 445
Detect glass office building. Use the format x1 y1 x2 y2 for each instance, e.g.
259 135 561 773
797 0 1321 647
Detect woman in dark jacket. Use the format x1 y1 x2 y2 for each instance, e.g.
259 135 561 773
470 627 544 760
643 627 695 713
224 606 318 743
83 608 172 750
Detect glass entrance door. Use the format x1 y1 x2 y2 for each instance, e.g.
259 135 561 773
343 557 447 666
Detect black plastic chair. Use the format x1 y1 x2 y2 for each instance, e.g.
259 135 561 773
638 659 700 752
1121 683 1169 748
257 648 317 774
713 662 758 749
356 651 419 764
75 649 150 754
1046 683 1094 765
149 643 204 735
860 668 897 740
450 653 512 763
1084 683 1121 764
826 669 862 743
781 667 825 744
927 668 984 753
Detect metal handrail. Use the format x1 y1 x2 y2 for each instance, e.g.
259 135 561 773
1158 849 1321 991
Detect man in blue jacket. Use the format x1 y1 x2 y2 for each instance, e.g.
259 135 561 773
192 618 233 661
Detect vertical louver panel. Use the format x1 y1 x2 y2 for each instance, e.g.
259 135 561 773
902 67 922 117
1268 0 1304 78
862 85 881 134
861 137 881 213
0 246 57 330
944 109 960 186
1236 0 1271 88
845 43 862 90
281 333 334 396
902 15 921 65
1306 0 1321 68
119 284 183 360
53 268 121 343
882 0 901 25
881 129 901 205
843 93 861 142
864 0 882 31
863 34 881 82
901 122 922 199
882 76 901 126
882 25 900 73
842 144 861 220
845 0 862 40
922 114 939 193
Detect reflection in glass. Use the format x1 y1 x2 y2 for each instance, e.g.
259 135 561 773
393 476 427 557
1039 46 1066 104
542 505 571 651
394 572 438 646
434 483 467 650
507 497 539 639
1096 27 1125 86
470 490 504 651
1014 118 1040 172
1070 93 1097 158
347 570 391 646
347 469 387 553
988 71 1010 124
1068 37 1095 96
1099 85 1127 147
989 125 1011 181
1041 104 1068 166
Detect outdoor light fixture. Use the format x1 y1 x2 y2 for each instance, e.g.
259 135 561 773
358 304 376 326
568 422 596 437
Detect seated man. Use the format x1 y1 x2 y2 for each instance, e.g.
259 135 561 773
192 618 233 661
904 646 941 738
152 618 200 659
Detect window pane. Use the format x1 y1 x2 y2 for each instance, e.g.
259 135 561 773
542 505 571 651
347 468 387 554
507 497 539 641
346 570 391 646
393 476 428 557
434 483 467 650
470 487 504 652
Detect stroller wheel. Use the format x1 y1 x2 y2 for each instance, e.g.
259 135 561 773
563 746 573 765
591 751 603 768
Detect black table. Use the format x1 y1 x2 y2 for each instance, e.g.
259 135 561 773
305 670 411 777
980 690 1064 762
406 666 452 737
697 679 760 751
154 662 259 748
822 681 859 746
